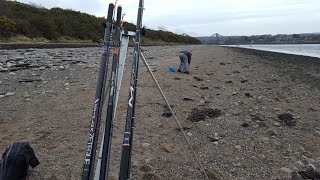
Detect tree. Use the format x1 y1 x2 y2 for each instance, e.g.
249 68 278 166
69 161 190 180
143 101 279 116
0 16 16 38
292 34 300 39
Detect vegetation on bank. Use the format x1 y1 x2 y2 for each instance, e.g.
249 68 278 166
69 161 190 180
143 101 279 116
0 1 201 45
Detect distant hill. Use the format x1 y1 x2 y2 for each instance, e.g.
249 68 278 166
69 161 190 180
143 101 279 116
196 33 320 45
0 1 201 45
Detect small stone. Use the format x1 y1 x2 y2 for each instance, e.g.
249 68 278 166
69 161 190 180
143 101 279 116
207 134 219 142
213 142 219 145
261 137 269 142
206 169 219 180
282 148 293 157
39 66 46 70
0 67 8 71
25 98 32 102
0 81 2 84
267 129 279 137
5 92 15 96
229 168 237 174
187 132 193 137
257 121 268 127
234 145 241 150
162 144 174 153
9 72 16 75
306 164 316 170
142 143 150 148
259 154 266 159
132 161 139 167
64 83 70 86
295 161 305 168
301 155 309 161
280 167 292 174
218 132 226 137
299 147 307 153
232 162 241 167
305 158 316 165
6 62 15 67
273 122 281 127
0 95 5 98
232 92 238 95
23 94 31 98
252 113 266 121
213 136 220 141
58 66 65 70
315 131 320 137
231 111 241 116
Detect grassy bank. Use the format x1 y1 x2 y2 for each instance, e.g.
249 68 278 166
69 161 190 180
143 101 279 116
0 1 201 46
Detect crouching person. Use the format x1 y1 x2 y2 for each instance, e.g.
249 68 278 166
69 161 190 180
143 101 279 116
178 51 192 74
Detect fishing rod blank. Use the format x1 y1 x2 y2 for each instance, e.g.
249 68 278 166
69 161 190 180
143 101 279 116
81 3 114 180
99 5 123 180
119 0 144 179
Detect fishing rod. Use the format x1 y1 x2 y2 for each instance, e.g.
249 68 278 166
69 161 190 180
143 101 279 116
99 5 123 180
119 0 144 179
81 3 115 180
94 1 125 179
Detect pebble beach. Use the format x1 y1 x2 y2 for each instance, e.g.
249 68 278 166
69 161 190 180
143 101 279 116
1 45 320 179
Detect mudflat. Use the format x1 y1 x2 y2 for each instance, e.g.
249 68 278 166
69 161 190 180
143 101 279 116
1 45 319 179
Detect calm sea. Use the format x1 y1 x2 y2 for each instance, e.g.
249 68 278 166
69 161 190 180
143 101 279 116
223 44 320 58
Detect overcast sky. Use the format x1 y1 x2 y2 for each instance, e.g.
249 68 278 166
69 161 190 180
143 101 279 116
17 0 320 37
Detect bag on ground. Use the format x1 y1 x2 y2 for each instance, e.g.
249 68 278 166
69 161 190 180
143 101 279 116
0 142 39 180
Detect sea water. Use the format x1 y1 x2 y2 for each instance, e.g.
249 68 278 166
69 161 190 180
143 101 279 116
223 44 320 58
